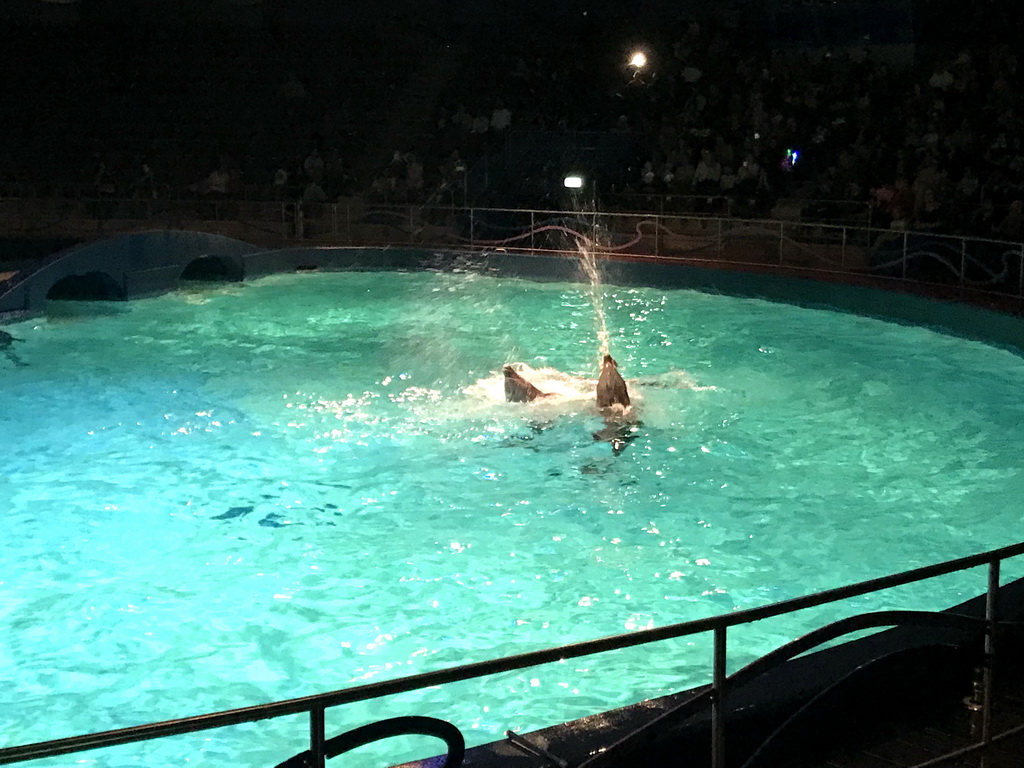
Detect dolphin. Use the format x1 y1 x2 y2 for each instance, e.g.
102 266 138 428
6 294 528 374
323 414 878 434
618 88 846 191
503 365 551 403
593 354 638 455
596 354 630 410
0 330 27 367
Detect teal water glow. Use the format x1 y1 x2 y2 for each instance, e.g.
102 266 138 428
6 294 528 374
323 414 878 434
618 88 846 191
2 270 1024 766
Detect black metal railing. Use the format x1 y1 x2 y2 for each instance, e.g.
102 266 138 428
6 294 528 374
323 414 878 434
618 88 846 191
2 541 1022 768
2 199 1022 305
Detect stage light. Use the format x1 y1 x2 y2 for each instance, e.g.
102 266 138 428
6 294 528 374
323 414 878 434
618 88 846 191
563 175 585 189
628 51 647 70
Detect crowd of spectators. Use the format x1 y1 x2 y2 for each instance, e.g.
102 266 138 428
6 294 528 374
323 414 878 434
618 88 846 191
0 13 421 207
1 2 1023 242
415 4 1024 239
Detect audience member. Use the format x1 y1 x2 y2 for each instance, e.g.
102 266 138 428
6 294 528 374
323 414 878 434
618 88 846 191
997 200 1024 240
303 149 324 183
203 166 230 198
490 103 512 133
271 166 291 199
132 162 157 200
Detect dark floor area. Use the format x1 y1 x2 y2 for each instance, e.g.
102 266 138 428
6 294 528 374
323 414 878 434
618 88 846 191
434 619 1024 768
803 654 1024 768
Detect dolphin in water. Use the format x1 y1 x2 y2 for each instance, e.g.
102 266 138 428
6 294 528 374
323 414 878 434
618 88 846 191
498 356 641 456
0 330 27 367
596 354 630 411
594 354 638 455
503 365 552 403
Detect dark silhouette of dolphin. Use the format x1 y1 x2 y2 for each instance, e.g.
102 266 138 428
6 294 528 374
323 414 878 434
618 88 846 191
503 365 551 403
592 419 642 456
596 354 630 409
0 330 27 367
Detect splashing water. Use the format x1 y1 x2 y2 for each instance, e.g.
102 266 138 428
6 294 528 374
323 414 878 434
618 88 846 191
574 235 610 365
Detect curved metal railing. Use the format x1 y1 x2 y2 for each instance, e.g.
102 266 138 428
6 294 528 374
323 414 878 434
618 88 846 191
578 610 1000 768
1 198 1023 307
1 541 1022 767
3 203 1024 332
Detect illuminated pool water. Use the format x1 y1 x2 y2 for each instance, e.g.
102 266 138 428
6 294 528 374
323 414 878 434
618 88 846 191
2 269 1024 766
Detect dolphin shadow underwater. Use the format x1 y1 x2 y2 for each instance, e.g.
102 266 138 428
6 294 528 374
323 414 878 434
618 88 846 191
0 330 27 367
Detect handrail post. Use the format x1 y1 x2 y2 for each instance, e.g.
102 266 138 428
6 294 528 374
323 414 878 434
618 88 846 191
960 239 967 289
470 208 475 249
712 626 727 768
981 559 1000 768
530 210 535 252
841 226 847 271
779 222 784 265
1018 246 1023 300
717 217 723 259
902 231 908 280
310 706 326 768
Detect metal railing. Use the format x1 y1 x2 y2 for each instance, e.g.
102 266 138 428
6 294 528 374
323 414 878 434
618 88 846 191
2 198 1022 306
2 541 1022 768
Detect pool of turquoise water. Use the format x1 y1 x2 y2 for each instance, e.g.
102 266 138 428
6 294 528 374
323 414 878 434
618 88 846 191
2 269 1024 766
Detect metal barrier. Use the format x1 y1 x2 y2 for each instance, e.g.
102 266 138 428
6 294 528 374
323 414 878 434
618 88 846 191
2 541 1022 768
2 198 1022 305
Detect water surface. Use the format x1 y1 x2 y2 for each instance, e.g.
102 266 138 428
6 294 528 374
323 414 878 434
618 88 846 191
2 270 1022 765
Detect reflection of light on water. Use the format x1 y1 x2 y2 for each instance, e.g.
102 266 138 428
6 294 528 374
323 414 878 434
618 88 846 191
389 386 444 404
180 284 247 304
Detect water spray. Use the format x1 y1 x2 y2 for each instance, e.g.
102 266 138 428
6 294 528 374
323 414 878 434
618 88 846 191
573 232 611 364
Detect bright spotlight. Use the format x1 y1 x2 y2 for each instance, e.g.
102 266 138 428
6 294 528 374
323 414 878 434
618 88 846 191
563 175 584 189
628 51 647 69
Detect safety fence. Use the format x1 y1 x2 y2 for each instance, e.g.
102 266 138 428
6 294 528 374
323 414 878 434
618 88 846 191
1 542 1021 767
1 197 1023 304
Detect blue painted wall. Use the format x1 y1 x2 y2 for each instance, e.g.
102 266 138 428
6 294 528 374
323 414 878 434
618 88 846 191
0 230 260 317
